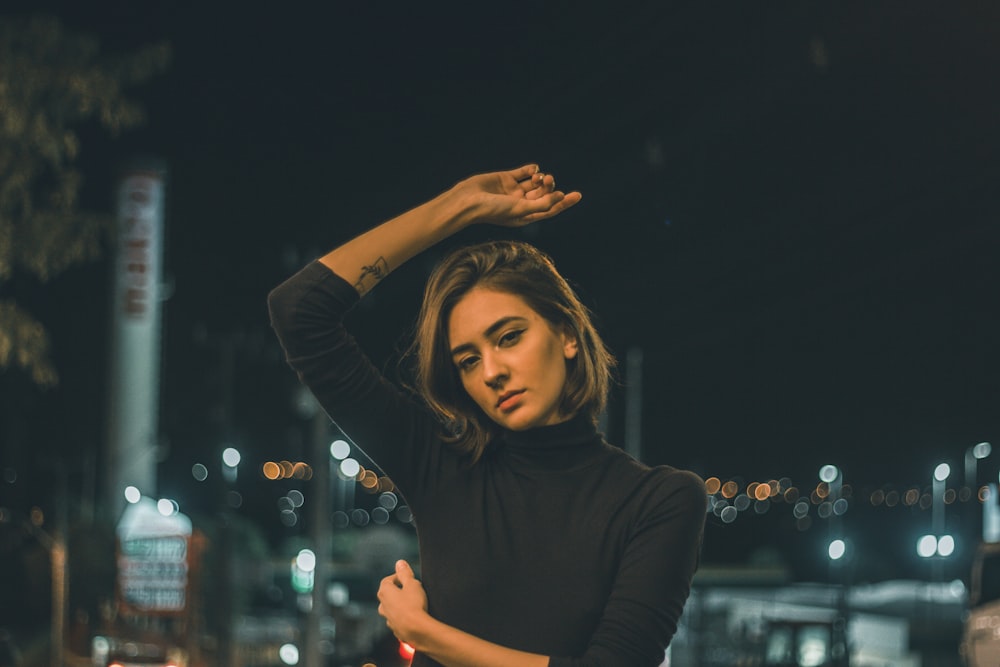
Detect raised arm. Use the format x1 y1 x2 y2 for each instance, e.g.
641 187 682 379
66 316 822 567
320 164 581 295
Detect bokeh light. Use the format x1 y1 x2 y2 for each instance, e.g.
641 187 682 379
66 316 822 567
330 440 351 460
222 447 241 468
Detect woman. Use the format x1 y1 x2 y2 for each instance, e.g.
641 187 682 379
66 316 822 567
268 164 706 667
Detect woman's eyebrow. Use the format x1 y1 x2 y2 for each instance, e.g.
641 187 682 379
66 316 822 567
450 316 528 357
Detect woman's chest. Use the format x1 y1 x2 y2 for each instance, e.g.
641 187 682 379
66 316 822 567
415 468 636 630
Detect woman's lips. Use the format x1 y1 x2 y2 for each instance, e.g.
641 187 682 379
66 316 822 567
496 390 525 412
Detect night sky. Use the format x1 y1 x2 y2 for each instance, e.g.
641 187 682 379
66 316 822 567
5 1 1000 577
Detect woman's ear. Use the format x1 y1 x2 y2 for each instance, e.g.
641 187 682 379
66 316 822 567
562 331 579 360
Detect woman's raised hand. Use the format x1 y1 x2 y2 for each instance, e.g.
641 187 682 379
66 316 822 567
455 163 582 227
377 559 430 646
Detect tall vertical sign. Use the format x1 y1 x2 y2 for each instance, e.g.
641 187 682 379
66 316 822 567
106 160 167 518
985 483 1000 543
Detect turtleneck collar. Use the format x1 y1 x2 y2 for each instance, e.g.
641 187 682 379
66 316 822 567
493 413 606 471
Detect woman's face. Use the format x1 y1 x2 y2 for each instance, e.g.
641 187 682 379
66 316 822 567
447 286 578 431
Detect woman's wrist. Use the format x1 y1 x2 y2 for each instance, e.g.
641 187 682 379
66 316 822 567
433 180 483 230
402 608 440 653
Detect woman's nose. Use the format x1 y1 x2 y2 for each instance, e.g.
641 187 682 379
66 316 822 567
481 353 508 388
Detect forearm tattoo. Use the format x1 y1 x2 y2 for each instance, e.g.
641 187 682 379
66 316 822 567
353 256 389 295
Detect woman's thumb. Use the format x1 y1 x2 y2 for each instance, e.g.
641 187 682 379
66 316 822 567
395 559 414 580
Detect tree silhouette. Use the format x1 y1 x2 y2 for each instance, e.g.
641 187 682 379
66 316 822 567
0 15 169 386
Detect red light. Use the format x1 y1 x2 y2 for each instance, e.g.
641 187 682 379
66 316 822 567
399 640 416 660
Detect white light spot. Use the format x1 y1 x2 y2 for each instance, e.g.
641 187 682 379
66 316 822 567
222 447 241 468
288 490 304 508
917 535 937 558
828 539 846 560
278 643 299 665
340 458 360 478
934 463 950 482
124 486 142 504
937 534 955 557
720 506 738 524
330 439 351 460
157 498 176 516
296 549 316 573
819 465 839 483
328 582 349 606
974 442 992 460
191 463 208 482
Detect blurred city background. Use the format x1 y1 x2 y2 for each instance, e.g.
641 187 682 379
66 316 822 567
1 1 998 666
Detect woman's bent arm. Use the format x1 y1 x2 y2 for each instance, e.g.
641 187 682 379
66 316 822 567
320 164 580 295
380 560 549 667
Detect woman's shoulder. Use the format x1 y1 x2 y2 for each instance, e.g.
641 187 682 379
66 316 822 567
635 464 706 502
612 459 707 506
649 464 705 488
600 443 703 485
596 445 705 506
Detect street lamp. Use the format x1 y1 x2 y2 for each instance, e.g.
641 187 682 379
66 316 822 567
819 465 844 568
965 442 992 500
917 535 937 558
924 463 954 580
933 463 950 536
916 533 955 559
222 446 241 483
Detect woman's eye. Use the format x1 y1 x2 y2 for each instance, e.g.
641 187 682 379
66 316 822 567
498 330 523 346
458 356 479 371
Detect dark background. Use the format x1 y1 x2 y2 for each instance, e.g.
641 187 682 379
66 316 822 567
4 1 999 579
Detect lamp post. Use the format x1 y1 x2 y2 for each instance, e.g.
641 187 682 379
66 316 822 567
222 446 241 484
820 465 850 667
922 463 952 582
819 465 844 573
965 442 992 500
933 463 950 538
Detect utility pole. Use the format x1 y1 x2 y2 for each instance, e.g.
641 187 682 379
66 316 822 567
625 347 643 461
305 412 332 667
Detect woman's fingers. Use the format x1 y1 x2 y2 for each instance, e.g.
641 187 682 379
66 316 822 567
524 172 556 200
471 164 580 226
509 163 540 183
520 190 582 223
517 170 546 195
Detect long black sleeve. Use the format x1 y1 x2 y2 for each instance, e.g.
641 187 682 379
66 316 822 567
267 260 447 510
269 260 707 667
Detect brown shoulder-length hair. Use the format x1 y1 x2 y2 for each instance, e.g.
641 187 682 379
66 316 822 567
407 240 616 463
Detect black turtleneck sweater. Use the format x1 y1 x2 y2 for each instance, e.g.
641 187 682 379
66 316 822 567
268 261 707 667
